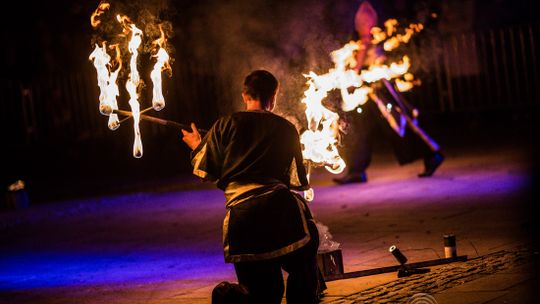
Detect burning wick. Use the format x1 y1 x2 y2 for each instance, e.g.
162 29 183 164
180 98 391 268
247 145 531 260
150 25 170 111
89 44 113 116
89 2 174 158
123 20 144 158
107 44 122 130
89 43 121 131
150 48 169 111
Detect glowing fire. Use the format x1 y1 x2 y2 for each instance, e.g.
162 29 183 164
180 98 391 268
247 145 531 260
300 74 346 174
108 44 122 130
89 2 172 158
122 18 144 158
88 42 121 130
370 19 424 52
90 1 110 28
150 25 171 111
299 19 424 193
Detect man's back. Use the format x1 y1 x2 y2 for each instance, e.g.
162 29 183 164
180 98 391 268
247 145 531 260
193 110 307 190
182 70 321 303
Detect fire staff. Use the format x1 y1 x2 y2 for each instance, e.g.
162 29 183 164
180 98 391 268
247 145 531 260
334 0 444 185
181 70 323 303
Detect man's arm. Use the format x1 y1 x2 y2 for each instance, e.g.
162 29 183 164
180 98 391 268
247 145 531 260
183 117 232 182
288 127 310 191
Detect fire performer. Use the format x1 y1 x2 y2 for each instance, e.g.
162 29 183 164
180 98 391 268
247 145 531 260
181 70 322 303
334 0 444 185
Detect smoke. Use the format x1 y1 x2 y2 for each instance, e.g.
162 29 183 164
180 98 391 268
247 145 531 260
316 221 341 252
90 0 176 81
183 0 361 127
88 0 364 127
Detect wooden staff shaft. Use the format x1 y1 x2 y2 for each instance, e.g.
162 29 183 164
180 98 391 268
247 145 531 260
117 106 153 124
113 109 207 134
395 106 440 152
381 79 440 152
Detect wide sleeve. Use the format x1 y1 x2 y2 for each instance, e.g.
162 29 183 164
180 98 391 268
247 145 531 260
287 127 310 191
190 118 228 182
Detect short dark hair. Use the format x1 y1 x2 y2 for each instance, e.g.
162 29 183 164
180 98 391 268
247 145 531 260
243 70 279 108
211 281 249 304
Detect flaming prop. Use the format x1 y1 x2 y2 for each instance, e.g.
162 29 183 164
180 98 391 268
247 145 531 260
150 26 170 111
370 19 424 52
89 43 121 131
89 2 172 158
299 18 426 198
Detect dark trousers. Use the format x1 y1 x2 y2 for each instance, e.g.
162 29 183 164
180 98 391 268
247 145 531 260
342 99 431 174
233 220 320 304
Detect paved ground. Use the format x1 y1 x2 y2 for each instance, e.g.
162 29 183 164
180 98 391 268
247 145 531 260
1 136 538 303
322 247 539 303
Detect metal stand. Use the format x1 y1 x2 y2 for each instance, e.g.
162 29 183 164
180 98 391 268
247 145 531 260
324 255 467 281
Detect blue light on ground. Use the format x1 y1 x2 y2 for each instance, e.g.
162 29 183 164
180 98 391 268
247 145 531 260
0 161 531 295
0 249 231 290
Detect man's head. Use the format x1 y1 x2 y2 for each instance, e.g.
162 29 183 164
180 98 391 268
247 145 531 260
355 1 378 39
242 70 279 111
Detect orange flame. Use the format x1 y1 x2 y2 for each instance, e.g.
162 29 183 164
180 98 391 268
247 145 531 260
150 25 171 111
370 27 386 44
299 23 421 179
89 42 122 131
380 21 424 52
89 43 112 115
90 3 173 158
395 73 421 92
124 23 144 158
90 1 110 28
116 14 133 35
107 44 122 130
384 19 398 36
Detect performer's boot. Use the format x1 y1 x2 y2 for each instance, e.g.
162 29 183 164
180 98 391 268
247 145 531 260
333 172 368 184
418 151 444 177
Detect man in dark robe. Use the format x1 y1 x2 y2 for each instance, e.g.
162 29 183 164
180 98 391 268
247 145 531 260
181 70 322 304
334 0 444 185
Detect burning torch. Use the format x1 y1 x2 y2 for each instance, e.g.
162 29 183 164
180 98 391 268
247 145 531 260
89 2 205 158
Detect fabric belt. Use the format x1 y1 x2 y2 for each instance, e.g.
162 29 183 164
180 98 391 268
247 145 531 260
224 181 288 208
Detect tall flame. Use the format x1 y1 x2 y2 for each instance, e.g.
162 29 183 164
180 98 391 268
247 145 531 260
89 42 121 130
107 44 122 130
89 43 112 115
300 73 346 174
119 15 144 158
89 2 173 158
299 19 423 186
150 25 171 111
90 1 110 28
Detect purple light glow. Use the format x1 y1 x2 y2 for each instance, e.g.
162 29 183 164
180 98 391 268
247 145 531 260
0 249 233 290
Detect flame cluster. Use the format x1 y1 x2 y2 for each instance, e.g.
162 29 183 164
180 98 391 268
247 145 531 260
371 19 424 52
300 19 423 175
88 2 171 158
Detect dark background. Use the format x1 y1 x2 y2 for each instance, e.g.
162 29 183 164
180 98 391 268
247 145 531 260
1 0 538 204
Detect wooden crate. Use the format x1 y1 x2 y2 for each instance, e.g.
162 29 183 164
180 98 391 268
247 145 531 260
317 249 344 277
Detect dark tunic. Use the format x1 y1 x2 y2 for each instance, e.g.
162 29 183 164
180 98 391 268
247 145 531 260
190 110 312 263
